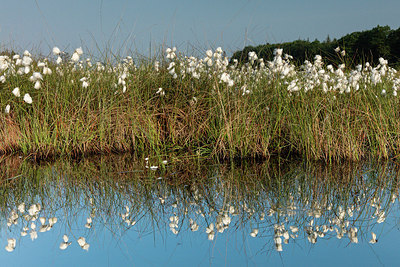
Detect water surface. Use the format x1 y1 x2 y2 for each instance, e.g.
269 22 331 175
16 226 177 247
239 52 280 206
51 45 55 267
0 155 399 266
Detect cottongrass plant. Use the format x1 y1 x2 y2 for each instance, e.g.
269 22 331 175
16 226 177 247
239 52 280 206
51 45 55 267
0 46 399 160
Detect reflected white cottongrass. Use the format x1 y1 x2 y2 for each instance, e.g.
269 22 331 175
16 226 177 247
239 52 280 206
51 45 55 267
77 237 90 251
1 177 396 256
250 228 259 237
5 238 16 252
369 232 378 244
206 223 215 240
189 219 199 232
60 235 71 250
85 217 92 229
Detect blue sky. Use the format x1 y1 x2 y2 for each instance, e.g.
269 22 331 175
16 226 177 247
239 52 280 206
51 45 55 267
1 0 399 57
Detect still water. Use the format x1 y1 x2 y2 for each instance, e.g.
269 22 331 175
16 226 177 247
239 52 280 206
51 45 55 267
0 155 399 266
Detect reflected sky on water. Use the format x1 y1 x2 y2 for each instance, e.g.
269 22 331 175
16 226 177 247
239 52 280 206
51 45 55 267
0 155 399 266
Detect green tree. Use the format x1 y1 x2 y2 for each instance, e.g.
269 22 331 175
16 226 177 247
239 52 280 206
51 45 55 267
231 25 399 68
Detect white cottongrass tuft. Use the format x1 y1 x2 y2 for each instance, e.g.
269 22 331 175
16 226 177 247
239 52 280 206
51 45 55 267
82 81 89 88
31 72 43 81
156 88 165 96
75 47 83 56
22 56 32 67
24 93 33 104
52 47 61 55
34 81 41 89
166 47 177 59
12 87 20 97
71 53 80 63
43 67 52 75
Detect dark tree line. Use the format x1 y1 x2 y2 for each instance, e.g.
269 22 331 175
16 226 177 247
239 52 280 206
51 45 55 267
231 25 400 67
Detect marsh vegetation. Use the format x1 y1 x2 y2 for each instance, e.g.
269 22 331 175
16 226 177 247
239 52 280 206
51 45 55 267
0 44 399 161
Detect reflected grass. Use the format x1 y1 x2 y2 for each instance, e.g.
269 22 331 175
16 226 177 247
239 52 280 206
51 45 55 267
0 155 399 254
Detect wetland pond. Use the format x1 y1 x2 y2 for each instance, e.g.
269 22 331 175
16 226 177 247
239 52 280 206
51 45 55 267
0 155 400 266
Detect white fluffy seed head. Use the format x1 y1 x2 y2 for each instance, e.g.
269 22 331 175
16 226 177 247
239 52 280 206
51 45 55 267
71 52 80 62
12 87 20 97
52 47 61 55
24 93 32 104
75 47 83 56
5 104 10 114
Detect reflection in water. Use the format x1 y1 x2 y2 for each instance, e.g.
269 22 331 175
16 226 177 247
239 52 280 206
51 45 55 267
0 155 399 263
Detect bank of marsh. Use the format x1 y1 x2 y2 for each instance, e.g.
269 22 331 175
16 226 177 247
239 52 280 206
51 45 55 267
0 46 399 161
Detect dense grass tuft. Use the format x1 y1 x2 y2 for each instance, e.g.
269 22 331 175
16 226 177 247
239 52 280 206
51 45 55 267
0 47 399 161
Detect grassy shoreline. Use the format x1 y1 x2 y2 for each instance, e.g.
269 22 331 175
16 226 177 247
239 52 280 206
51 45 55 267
1 47 400 161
